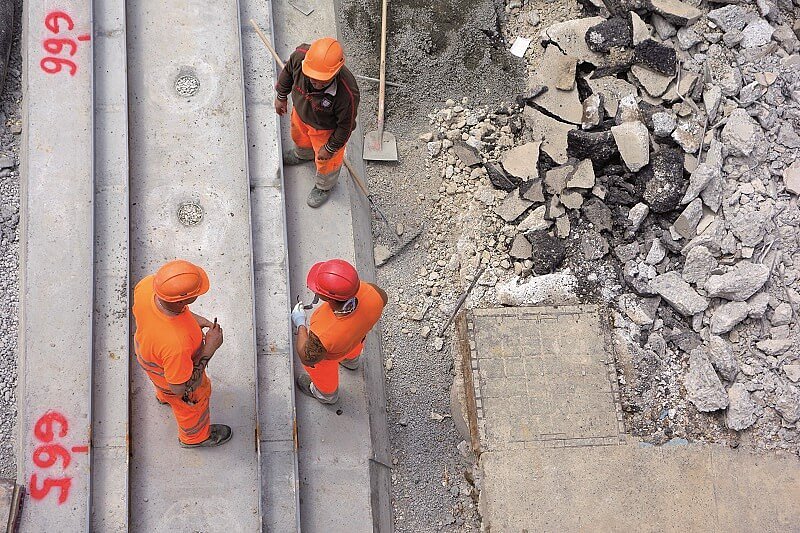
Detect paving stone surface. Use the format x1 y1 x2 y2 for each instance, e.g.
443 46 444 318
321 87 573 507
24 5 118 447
467 305 800 532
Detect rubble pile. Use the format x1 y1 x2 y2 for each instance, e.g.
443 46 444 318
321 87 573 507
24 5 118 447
418 0 800 454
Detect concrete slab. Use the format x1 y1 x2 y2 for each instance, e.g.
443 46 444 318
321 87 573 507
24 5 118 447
466 306 800 531
274 1 392 529
240 0 301 528
127 0 260 529
91 0 130 529
18 0 94 529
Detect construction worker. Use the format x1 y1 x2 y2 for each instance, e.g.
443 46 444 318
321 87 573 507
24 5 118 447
132 259 232 448
291 259 387 404
274 37 360 208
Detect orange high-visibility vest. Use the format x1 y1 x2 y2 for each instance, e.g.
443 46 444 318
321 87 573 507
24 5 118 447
309 282 385 359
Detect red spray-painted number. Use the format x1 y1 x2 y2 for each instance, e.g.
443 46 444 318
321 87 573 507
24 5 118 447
40 11 89 76
28 411 88 505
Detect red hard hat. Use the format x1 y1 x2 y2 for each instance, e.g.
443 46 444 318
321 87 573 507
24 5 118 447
306 259 360 301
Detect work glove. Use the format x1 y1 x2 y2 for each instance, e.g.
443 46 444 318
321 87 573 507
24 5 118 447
291 302 307 333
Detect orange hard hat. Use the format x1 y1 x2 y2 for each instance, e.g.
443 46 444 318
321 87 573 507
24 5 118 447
302 37 345 81
306 259 359 301
154 260 210 302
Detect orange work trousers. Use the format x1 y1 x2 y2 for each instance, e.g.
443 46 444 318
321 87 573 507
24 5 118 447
290 109 345 186
153 372 212 445
303 342 364 395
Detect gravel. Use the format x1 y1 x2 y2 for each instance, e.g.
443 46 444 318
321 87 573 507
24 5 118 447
0 0 21 480
340 0 524 529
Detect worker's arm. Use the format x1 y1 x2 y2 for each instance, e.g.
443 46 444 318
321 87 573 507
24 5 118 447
323 75 360 154
168 323 224 398
191 312 213 329
294 326 326 367
366 282 389 306
274 51 300 115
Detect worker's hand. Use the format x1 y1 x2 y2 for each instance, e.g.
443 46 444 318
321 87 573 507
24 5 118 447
317 146 334 161
274 97 288 116
291 302 307 331
205 323 224 352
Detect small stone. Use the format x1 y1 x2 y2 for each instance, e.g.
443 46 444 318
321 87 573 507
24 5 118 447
710 301 750 334
453 142 482 166
641 148 685 213
650 271 709 316
586 77 637 117
770 303 792 327
721 108 762 157
434 337 445 351
567 129 618 166
582 198 613 232
526 230 567 274
374 244 392 267
671 116 703 154
645 239 666 265
494 193 533 222
560 190 584 210
652 14 676 39
682 245 716 285
726 383 757 431
755 339 793 356
419 132 434 142
631 65 674 98
681 162 718 205
650 0 702 26
651 111 677 137
684 347 728 412
705 262 770 302
518 205 551 233
580 229 609 260
633 39 677 76
420 326 431 338
611 122 650 172
703 85 722 122
673 198 703 240
585 16 632 53
783 162 800 195
427 141 442 157
627 203 649 234
509 234 533 259
708 335 739 382
774 386 800 424
0 156 14 169
555 216 570 238
502 142 541 180
581 93 605 130
544 164 574 195
783 365 800 383
520 178 545 202
747 292 769 319
566 159 595 189
707 5 748 33
740 19 774 49
676 26 703 50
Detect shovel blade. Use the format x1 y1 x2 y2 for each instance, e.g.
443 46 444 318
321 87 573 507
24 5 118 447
363 130 398 161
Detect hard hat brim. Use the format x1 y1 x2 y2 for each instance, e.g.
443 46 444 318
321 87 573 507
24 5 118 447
306 261 326 296
301 60 339 82
155 264 210 302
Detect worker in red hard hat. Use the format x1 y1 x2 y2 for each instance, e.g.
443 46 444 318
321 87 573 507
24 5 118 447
132 259 232 448
291 259 388 404
274 37 360 208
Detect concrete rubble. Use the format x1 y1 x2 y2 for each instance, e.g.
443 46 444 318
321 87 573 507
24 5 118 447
418 0 800 481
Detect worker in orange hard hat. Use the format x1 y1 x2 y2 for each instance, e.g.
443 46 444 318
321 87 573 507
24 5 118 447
132 259 232 448
274 37 360 208
291 259 388 404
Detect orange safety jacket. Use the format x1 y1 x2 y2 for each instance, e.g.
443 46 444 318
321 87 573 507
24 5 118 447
309 282 385 359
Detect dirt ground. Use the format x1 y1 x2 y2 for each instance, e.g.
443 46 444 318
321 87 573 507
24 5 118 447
340 0 525 530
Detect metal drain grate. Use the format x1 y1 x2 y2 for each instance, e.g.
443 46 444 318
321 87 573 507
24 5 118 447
174 74 200 97
177 201 203 226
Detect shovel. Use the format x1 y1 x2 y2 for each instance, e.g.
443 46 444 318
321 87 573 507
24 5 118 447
362 0 398 161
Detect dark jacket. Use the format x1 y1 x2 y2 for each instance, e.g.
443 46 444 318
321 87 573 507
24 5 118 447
275 44 360 153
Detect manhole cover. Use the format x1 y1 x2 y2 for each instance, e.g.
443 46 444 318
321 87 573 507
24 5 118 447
174 74 200 97
177 201 203 226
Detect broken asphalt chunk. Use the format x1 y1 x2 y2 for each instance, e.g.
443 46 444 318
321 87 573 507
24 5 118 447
633 39 677 76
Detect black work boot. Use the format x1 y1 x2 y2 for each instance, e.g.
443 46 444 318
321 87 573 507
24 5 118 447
179 424 233 448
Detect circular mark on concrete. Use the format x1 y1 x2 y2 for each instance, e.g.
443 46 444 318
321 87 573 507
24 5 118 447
177 201 204 226
174 73 200 97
